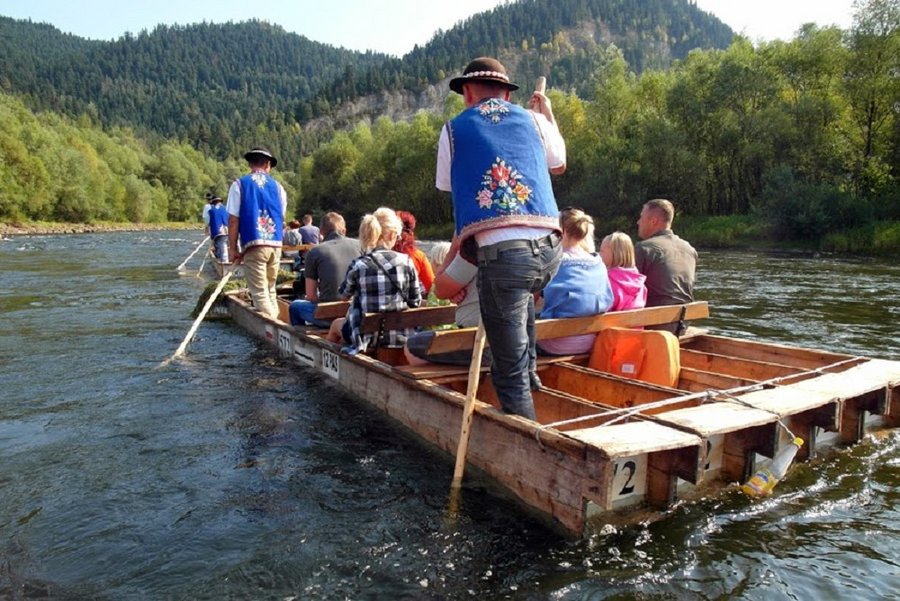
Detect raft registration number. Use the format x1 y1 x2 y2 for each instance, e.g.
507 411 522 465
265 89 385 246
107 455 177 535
322 349 340 379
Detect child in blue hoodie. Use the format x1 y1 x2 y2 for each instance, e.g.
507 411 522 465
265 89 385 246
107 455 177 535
538 208 614 355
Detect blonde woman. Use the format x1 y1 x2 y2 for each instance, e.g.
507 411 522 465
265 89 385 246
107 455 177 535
599 232 648 312
327 207 422 354
537 208 614 355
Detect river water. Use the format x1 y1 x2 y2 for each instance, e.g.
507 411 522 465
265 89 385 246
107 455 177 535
1 231 897 600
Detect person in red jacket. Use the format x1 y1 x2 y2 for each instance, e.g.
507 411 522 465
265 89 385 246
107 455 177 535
394 210 435 294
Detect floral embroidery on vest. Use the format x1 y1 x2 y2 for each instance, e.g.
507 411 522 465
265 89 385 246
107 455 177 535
477 157 533 212
251 172 269 188
257 210 277 240
477 98 510 124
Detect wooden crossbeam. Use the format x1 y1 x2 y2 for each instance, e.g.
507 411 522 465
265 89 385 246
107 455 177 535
312 300 351 320
359 305 458 335
426 302 709 356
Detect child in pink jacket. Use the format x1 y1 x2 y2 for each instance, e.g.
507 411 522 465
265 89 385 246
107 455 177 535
600 232 648 312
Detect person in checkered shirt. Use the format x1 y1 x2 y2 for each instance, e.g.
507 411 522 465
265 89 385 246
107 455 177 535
326 207 423 354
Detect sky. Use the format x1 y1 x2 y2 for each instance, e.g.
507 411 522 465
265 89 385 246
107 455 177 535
1 0 858 57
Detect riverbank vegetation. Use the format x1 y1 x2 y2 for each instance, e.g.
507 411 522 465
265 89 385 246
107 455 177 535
0 0 896 256
300 2 899 256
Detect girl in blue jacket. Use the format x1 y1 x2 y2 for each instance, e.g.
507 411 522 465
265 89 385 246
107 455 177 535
538 208 614 355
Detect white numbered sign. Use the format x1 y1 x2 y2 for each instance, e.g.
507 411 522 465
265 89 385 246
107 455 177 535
612 455 647 503
277 331 292 358
321 349 340 379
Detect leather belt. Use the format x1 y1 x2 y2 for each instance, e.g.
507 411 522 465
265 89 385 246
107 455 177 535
476 232 561 263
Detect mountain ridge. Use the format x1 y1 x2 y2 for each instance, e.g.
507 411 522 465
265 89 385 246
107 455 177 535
0 0 735 166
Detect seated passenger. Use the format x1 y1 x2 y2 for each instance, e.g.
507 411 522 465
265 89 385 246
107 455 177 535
283 220 303 247
537 208 614 356
298 214 321 244
425 242 451 306
635 198 698 334
288 211 359 328
395 210 435 294
327 207 422 354
599 231 647 312
404 241 491 367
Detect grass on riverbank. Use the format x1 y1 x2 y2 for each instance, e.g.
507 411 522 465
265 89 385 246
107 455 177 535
0 221 201 236
679 215 900 257
5 217 898 258
821 222 900 256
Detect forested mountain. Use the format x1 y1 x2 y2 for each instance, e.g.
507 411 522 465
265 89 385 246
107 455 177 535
2 0 895 255
312 0 734 113
0 17 390 165
0 0 733 167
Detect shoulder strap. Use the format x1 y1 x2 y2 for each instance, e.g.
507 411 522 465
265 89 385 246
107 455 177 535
369 251 409 303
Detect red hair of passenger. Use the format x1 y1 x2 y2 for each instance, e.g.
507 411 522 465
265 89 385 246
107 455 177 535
395 210 417 254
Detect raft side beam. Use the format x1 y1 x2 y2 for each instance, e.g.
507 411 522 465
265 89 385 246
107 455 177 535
680 348 805 381
682 334 857 370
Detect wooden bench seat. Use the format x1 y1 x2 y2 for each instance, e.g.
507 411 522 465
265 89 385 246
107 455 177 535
359 305 458 338
425 302 709 355
291 302 459 351
312 300 351 320
306 302 459 333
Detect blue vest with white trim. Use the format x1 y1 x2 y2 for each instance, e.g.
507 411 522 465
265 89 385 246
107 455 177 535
237 172 284 248
208 204 229 238
448 98 559 243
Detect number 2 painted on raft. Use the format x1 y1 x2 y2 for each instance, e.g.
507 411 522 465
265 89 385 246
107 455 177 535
614 460 637 496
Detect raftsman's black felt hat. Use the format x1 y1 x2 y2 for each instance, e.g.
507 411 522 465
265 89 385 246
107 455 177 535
449 57 519 95
244 146 278 168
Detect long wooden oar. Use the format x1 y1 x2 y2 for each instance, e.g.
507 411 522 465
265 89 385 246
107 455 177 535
160 271 233 367
176 236 210 272
196 249 209 277
451 319 487 489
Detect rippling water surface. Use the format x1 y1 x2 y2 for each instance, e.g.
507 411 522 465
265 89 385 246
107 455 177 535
1 232 897 600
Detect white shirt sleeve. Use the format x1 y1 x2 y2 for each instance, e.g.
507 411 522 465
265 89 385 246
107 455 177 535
202 204 211 225
435 124 452 192
279 184 288 217
445 252 479 281
225 181 241 217
533 113 566 170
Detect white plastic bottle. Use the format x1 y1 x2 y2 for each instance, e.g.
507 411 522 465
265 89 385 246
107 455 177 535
741 437 804 497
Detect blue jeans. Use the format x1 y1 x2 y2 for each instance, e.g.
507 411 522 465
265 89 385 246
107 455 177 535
213 235 229 262
288 299 332 328
477 238 562 420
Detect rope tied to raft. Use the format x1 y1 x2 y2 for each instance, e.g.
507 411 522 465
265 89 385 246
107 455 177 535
710 390 799 440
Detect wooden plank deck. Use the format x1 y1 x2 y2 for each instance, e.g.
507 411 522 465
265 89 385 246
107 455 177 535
565 421 701 457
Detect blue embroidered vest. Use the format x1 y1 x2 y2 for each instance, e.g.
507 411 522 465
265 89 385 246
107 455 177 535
208 204 229 238
237 172 284 248
448 98 560 243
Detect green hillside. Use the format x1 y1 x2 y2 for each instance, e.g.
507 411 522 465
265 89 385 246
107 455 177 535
0 0 733 166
